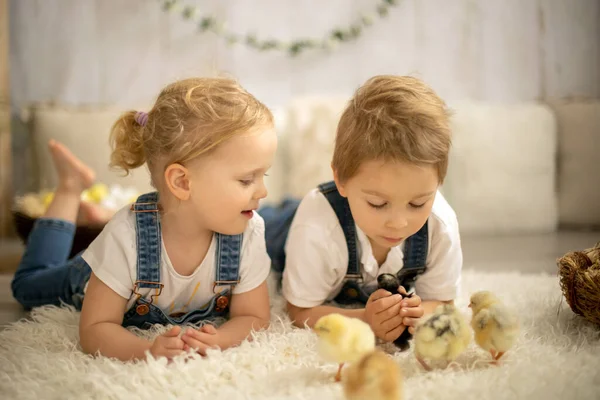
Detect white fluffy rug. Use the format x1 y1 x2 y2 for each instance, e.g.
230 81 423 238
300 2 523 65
1 270 599 400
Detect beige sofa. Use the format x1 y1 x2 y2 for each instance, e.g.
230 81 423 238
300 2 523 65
16 99 600 234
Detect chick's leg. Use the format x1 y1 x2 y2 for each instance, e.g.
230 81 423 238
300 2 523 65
416 357 432 371
489 349 497 360
494 351 505 361
335 363 344 382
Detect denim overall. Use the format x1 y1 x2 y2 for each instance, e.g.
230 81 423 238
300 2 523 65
11 192 241 330
122 192 242 329
260 181 429 302
315 181 429 304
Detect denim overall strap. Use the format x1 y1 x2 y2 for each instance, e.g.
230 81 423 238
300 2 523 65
210 233 243 312
131 192 163 297
317 181 360 278
215 233 242 287
397 221 429 291
121 231 243 329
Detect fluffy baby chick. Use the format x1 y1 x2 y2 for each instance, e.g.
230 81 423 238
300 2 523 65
377 273 413 351
314 313 376 382
413 304 471 371
343 349 403 400
469 291 519 363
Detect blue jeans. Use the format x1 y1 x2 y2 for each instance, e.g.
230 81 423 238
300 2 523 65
12 192 243 331
11 218 91 310
258 198 301 273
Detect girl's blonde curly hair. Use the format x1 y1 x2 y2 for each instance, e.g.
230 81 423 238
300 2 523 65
110 77 273 187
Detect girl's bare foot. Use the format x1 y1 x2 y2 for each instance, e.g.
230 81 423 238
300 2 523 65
78 201 115 226
42 140 96 223
48 140 96 193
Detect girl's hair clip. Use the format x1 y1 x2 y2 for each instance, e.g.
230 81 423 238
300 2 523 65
134 111 148 127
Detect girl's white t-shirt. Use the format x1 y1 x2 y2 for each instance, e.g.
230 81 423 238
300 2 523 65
82 206 271 314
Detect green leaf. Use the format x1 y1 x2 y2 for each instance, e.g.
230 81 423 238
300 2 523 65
182 6 196 20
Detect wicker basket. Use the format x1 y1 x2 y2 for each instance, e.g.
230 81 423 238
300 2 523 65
557 241 600 326
12 211 105 259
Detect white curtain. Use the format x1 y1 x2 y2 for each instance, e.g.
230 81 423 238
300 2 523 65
9 0 600 110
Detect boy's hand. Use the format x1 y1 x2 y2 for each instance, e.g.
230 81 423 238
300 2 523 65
150 326 186 359
397 287 424 334
181 324 221 356
364 289 405 341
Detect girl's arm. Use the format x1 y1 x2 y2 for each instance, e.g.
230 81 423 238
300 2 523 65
214 280 270 348
180 281 270 353
79 273 155 360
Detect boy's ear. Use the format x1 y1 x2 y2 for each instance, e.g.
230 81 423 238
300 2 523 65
164 163 191 201
332 165 348 198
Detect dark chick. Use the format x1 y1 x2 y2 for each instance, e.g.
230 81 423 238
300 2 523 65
376 273 413 351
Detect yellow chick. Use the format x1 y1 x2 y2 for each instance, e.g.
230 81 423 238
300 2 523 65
41 191 54 208
469 291 519 363
314 313 376 382
343 349 403 400
84 183 109 204
413 304 471 371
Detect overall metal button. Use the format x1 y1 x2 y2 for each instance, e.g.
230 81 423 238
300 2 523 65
136 304 150 315
215 295 229 312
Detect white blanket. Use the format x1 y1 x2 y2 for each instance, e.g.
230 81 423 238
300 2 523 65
1 270 599 400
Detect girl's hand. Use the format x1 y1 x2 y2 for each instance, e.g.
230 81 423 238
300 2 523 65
150 326 186 359
181 324 221 356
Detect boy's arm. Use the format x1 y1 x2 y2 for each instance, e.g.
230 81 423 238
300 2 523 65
287 302 365 328
287 290 406 342
422 299 453 315
414 205 462 316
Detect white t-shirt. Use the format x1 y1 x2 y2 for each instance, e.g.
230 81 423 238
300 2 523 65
82 207 271 314
282 189 462 308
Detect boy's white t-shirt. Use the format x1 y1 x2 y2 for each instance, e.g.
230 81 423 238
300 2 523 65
82 207 271 314
282 189 462 308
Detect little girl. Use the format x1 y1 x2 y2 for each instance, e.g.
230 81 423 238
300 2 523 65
11 77 277 361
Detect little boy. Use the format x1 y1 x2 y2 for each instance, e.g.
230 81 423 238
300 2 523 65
261 75 462 344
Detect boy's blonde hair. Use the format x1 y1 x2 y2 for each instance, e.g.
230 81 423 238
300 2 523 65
332 75 451 183
110 77 273 186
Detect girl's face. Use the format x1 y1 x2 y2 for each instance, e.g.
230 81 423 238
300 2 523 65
165 124 278 236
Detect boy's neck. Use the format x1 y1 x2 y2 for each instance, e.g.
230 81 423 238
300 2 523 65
369 238 391 266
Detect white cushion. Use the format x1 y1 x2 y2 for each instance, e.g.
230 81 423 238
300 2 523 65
29 106 153 193
283 97 348 198
262 107 288 205
442 102 558 234
282 99 559 234
28 105 289 206
551 101 600 227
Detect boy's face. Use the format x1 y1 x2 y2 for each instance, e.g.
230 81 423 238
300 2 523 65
334 159 438 254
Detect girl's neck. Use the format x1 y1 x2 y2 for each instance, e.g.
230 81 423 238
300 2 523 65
160 208 211 243
160 208 214 277
157 191 209 240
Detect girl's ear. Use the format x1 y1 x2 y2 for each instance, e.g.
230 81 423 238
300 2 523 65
164 163 191 201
